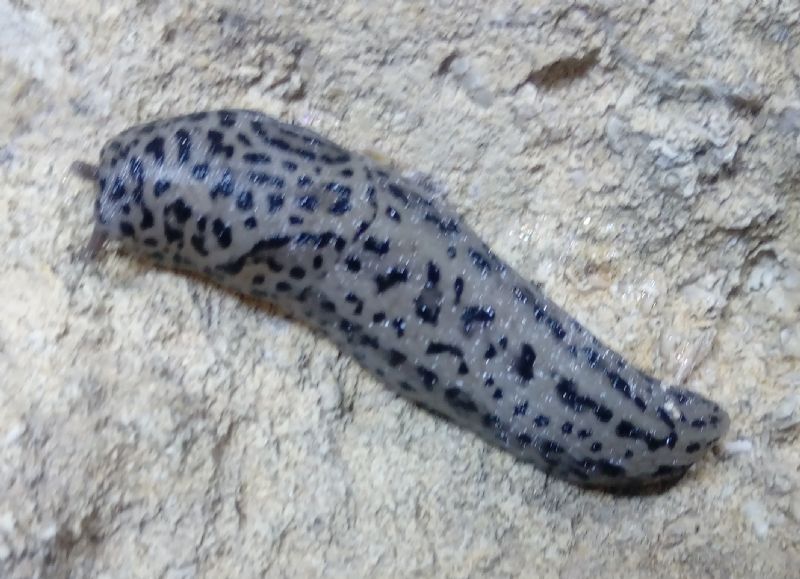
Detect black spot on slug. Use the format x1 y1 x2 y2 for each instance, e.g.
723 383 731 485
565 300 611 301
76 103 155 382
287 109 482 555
426 262 440 286
416 366 439 390
580 458 626 478
140 206 154 230
352 220 369 242
268 194 284 212
364 237 390 255
344 293 363 315
119 222 135 237
153 180 171 197
656 407 676 430
109 177 126 200
166 199 192 224
391 317 406 337
387 183 408 204
424 212 459 234
538 440 565 464
325 182 352 215
468 248 491 273
345 255 361 272
175 129 191 164
360 335 380 349
236 191 254 211
144 136 165 164
218 110 237 127
615 420 677 452
297 195 318 212
376 267 409 293
444 387 478 413
260 235 292 250
249 172 285 188
339 319 357 335
212 219 232 248
461 306 495 334
555 379 614 423
387 350 406 367
207 129 234 158
606 371 648 412
415 287 442 325
210 169 236 199
425 342 464 357
190 234 208 256
329 196 351 215
454 277 464 305
192 163 209 180
243 152 271 164
164 223 182 244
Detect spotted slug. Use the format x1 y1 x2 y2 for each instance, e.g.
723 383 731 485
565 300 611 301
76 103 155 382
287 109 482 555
81 109 729 490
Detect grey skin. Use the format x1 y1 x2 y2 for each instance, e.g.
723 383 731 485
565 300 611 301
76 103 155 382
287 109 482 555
84 109 729 490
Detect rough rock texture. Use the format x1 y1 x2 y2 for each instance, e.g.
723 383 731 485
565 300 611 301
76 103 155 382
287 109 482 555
1 0 798 577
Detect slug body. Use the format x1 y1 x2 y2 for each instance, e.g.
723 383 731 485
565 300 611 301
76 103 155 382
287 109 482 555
89 109 729 489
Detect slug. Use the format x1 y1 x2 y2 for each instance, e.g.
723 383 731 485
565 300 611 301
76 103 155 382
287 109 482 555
81 109 729 490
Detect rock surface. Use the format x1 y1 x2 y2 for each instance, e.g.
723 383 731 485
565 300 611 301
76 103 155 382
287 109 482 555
1 0 798 577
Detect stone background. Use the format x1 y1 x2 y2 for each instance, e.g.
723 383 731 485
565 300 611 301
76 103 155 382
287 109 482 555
1 1 798 577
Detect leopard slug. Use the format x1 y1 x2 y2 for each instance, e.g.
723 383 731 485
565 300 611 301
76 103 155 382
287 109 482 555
82 109 729 489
